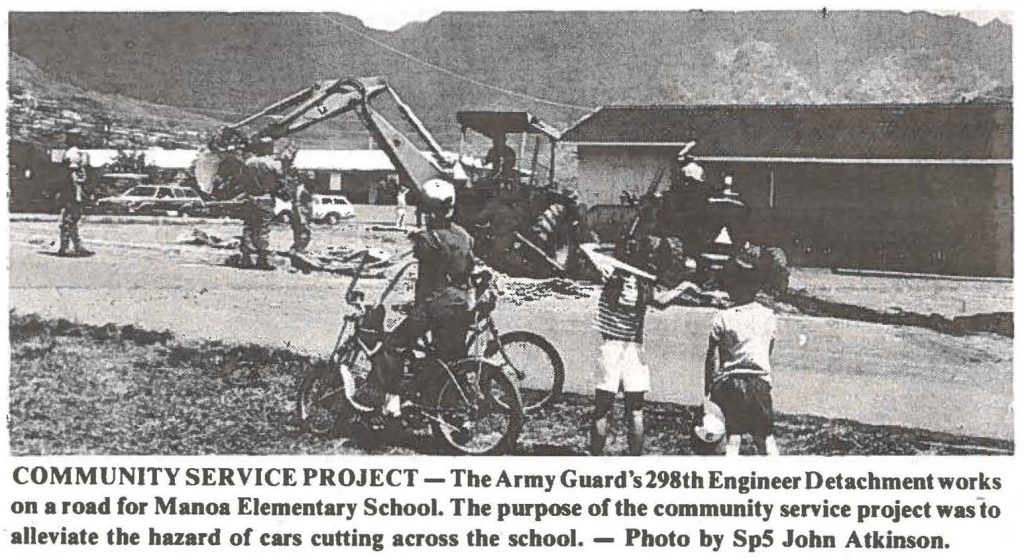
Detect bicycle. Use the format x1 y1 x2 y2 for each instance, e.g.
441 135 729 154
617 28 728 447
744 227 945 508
297 253 529 455
469 275 565 412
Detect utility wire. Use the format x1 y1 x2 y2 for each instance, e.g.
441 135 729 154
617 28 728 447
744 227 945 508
318 13 594 112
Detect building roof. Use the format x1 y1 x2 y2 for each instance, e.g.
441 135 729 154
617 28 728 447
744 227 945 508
456 111 561 141
561 103 1012 160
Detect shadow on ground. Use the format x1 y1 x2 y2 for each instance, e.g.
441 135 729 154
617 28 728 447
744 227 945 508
770 290 1012 338
8 313 1013 456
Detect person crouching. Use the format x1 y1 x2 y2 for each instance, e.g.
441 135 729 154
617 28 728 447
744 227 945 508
704 254 779 456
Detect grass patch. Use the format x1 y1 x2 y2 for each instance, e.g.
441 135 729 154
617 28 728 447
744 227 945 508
8 313 1013 456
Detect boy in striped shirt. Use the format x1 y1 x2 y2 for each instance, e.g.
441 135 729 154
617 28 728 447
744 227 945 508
588 243 698 455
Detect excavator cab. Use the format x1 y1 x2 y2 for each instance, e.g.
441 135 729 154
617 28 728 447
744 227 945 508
455 111 584 277
456 111 562 192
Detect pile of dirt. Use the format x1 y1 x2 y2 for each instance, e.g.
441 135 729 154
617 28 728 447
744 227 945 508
767 289 1013 338
8 313 1013 456
499 278 597 305
181 228 396 278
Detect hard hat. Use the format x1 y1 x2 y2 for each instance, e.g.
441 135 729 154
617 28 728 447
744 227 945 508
420 179 456 217
682 161 705 182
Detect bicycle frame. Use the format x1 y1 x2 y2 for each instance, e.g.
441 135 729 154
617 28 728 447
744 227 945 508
330 252 490 420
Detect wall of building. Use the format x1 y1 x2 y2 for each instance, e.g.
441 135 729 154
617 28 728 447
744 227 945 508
577 145 1012 276
308 170 393 203
577 146 677 206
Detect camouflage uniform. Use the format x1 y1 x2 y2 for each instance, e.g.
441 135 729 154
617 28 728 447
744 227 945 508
58 148 91 256
238 195 276 267
235 154 282 269
288 182 313 255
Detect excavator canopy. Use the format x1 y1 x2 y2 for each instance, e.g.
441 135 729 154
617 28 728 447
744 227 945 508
457 111 561 142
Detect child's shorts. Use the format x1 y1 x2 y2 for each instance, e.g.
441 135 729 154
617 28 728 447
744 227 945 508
594 339 650 393
710 374 774 436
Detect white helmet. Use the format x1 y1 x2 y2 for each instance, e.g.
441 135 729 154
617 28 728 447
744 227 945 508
420 178 456 217
682 161 706 183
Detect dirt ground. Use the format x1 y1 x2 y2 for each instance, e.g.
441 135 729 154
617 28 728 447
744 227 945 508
7 213 1015 444
8 314 1012 456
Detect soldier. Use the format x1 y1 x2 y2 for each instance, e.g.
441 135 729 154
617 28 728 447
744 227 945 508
56 134 94 257
235 138 280 270
484 135 517 187
288 176 313 257
276 143 312 266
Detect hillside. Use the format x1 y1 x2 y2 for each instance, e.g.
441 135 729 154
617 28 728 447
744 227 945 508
8 11 1012 149
9 52 226 149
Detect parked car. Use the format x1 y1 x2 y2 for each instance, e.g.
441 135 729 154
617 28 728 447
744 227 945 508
275 194 356 225
95 185 205 216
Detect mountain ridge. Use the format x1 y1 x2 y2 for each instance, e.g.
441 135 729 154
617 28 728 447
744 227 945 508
9 11 1012 149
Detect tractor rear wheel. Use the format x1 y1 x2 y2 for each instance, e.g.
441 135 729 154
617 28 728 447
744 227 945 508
760 246 790 294
652 236 690 287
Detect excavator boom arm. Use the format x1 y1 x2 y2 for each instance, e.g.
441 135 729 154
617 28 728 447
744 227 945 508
216 76 453 198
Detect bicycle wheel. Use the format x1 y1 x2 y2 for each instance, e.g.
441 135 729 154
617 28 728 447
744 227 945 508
296 364 345 436
431 360 523 455
487 330 564 412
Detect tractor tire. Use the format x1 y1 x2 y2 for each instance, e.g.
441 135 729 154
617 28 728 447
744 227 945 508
760 246 790 294
530 202 566 248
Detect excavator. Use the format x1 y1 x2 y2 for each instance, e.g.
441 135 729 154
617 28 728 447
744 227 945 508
193 76 581 276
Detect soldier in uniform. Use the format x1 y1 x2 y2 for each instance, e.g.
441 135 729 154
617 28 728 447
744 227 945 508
484 135 517 187
234 138 281 270
57 134 94 257
288 176 313 257
275 143 313 266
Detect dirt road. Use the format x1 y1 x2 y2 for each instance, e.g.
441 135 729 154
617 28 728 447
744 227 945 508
8 218 1014 439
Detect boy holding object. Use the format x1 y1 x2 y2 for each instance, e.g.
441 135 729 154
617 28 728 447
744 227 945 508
582 242 698 456
704 254 779 456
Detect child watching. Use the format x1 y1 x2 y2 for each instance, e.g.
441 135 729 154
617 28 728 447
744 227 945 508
584 241 697 456
704 255 779 456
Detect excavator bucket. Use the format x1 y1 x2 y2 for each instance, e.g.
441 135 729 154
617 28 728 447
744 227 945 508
193 149 223 195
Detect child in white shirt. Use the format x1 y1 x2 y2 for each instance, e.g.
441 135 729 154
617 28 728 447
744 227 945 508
704 256 779 456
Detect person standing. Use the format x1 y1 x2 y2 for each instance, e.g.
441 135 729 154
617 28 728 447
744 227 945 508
57 136 93 257
235 138 280 270
584 243 698 456
288 178 313 257
395 185 408 228
278 145 311 263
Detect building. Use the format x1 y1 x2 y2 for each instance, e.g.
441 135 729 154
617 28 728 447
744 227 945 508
561 102 1012 276
50 148 198 170
44 148 412 203
291 150 396 203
